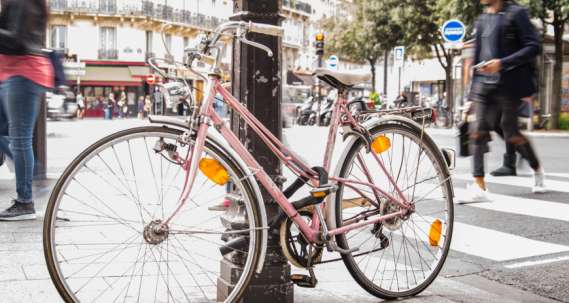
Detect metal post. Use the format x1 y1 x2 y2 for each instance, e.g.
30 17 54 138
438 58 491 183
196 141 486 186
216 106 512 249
32 95 47 180
218 0 293 302
447 50 454 122
398 67 401 94
383 50 388 97
317 55 322 126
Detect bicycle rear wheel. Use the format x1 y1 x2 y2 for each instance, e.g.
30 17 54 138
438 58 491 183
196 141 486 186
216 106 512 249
335 123 453 300
43 126 264 303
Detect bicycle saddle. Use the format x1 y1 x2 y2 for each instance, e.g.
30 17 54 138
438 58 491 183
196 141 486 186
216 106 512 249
313 68 372 89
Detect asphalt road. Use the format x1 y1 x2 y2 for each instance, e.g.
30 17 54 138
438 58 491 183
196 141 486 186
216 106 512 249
0 117 567 302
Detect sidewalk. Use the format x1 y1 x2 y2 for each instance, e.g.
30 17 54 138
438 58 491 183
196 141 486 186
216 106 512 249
424 127 569 138
0 174 560 303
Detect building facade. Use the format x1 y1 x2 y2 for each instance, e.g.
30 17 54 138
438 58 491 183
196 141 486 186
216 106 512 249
47 0 233 117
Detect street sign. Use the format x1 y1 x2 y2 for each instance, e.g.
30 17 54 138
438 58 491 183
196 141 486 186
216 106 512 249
442 19 466 42
147 74 156 84
328 55 338 68
394 46 404 68
63 62 86 68
64 69 86 75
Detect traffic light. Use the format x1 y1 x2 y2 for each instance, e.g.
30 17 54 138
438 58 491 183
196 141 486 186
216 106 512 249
315 33 324 56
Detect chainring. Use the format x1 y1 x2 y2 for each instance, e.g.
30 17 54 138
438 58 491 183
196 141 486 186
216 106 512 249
280 210 324 269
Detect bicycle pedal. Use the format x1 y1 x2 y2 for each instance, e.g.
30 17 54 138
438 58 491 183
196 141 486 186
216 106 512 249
291 274 318 288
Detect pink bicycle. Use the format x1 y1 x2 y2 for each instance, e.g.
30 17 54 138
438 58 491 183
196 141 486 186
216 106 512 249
44 21 454 303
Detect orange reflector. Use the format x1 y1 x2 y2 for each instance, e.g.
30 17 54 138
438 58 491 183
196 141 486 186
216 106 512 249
371 136 391 154
313 191 326 197
198 158 229 185
429 219 442 247
292 275 304 279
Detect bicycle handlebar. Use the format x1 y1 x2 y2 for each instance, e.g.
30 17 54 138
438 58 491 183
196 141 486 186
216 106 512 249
249 22 284 37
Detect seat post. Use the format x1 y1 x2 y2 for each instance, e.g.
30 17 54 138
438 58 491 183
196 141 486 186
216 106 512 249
338 84 345 99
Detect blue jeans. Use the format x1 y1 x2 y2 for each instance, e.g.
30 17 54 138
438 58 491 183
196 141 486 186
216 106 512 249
0 76 47 203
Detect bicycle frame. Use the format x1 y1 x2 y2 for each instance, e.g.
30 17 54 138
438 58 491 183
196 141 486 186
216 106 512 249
167 76 411 244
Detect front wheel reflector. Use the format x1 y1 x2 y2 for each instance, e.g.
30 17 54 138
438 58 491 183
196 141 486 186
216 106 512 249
371 136 391 154
199 158 229 185
429 219 442 247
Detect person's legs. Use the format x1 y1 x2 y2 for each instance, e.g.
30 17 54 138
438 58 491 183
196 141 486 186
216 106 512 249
490 107 518 176
498 101 545 192
0 84 13 160
0 76 45 220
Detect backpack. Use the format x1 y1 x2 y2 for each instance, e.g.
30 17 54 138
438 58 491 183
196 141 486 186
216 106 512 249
45 50 67 88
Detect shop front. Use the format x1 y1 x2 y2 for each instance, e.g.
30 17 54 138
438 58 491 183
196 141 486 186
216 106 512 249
67 64 162 118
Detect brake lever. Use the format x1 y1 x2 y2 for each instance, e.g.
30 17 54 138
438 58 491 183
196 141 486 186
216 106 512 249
238 36 273 57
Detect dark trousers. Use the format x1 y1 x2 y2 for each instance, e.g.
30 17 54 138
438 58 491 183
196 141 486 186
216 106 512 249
469 82 539 177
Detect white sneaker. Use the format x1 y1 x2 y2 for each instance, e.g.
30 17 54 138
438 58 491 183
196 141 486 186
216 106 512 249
532 170 547 194
456 183 491 204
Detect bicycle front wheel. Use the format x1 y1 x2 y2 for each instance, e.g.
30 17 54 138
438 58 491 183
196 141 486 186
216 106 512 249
44 126 264 303
335 123 453 300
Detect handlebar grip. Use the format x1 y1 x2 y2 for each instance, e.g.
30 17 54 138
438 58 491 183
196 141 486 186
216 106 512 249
249 22 284 37
200 55 216 65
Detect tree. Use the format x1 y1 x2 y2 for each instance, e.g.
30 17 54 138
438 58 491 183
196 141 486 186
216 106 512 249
323 0 403 93
393 0 483 111
522 0 569 129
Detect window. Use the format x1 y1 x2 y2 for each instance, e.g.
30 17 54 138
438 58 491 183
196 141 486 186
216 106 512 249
100 27 116 59
146 31 153 53
50 25 66 54
164 34 173 60
183 37 189 48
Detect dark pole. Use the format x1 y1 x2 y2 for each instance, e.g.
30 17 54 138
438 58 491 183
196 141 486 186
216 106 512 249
317 54 322 126
32 96 47 180
447 49 454 125
383 50 388 98
218 0 293 302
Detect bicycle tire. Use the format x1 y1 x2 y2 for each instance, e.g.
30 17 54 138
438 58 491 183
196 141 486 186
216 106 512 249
43 126 264 303
335 123 454 300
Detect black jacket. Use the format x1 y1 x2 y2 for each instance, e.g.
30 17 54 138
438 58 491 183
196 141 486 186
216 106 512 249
0 0 48 57
470 3 541 102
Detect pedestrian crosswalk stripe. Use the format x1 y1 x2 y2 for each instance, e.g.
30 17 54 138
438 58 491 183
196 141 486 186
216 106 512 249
453 188 569 222
505 255 569 269
409 216 569 261
545 172 569 179
452 174 569 193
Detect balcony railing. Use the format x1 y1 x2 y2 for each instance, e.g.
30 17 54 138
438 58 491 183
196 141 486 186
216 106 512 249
49 0 223 30
282 0 311 14
99 49 118 60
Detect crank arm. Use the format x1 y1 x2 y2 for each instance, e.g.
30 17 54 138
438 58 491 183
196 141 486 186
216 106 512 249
325 241 360 254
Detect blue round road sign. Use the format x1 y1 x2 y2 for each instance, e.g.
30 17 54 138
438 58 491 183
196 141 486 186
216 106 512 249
329 55 338 68
442 20 466 42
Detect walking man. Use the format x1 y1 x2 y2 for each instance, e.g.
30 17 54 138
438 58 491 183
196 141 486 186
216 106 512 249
458 0 545 203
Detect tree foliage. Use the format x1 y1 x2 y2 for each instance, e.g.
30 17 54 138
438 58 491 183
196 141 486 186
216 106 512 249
521 0 569 129
323 0 403 92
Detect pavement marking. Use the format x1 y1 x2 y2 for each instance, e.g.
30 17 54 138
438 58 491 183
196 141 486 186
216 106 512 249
408 216 569 262
452 187 569 222
544 172 569 179
504 255 569 268
452 174 569 193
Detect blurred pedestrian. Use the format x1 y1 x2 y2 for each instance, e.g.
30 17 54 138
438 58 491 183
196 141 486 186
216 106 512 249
395 91 408 109
105 93 115 120
76 91 85 119
137 96 145 119
0 0 53 220
144 95 152 117
457 0 545 203
117 92 127 120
